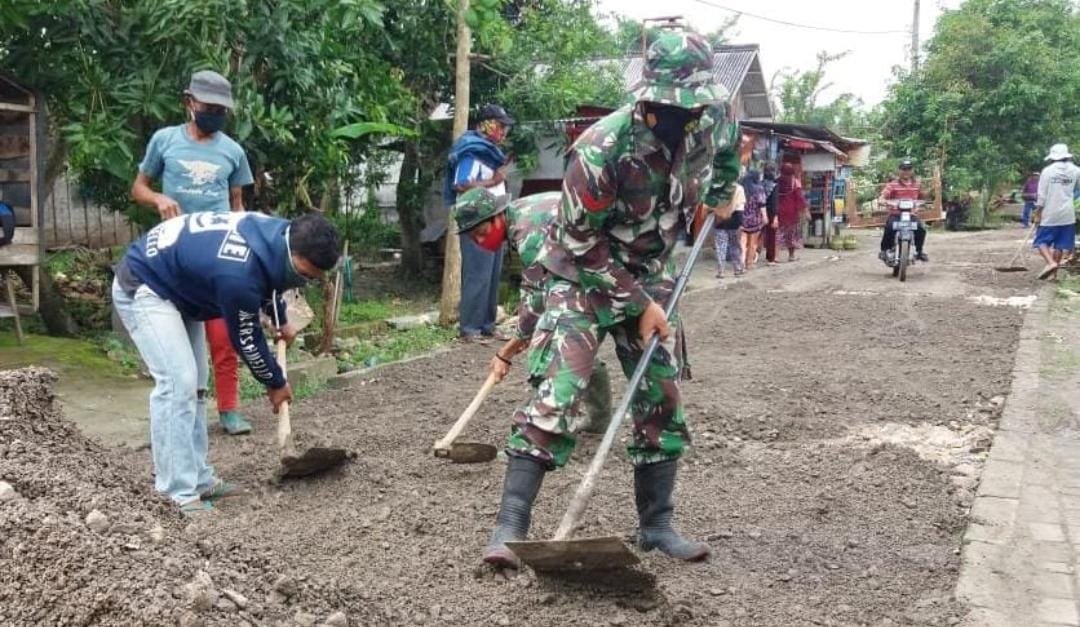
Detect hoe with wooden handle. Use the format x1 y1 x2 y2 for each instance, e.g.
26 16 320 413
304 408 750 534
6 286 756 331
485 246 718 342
432 372 500 463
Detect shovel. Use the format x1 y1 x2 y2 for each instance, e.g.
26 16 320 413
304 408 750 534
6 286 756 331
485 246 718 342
432 372 500 463
506 212 717 573
272 291 351 480
994 223 1037 272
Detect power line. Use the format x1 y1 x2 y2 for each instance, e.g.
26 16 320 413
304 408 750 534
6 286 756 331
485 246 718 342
689 0 911 35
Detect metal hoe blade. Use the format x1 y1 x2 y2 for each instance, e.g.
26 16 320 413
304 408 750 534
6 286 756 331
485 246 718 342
433 442 498 464
505 537 640 572
278 447 350 479
993 266 1028 273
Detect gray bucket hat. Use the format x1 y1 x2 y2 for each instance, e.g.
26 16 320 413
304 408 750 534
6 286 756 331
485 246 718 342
184 70 235 109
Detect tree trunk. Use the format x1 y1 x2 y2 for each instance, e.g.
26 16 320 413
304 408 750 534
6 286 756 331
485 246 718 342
438 0 471 326
396 142 426 278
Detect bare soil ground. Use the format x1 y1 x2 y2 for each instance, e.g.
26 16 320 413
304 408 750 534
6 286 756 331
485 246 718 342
1 228 1042 626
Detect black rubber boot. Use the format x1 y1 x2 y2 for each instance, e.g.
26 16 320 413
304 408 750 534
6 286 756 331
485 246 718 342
635 459 710 561
482 454 546 569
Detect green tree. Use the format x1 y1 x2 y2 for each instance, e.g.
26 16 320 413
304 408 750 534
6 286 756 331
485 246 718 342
387 0 625 277
0 0 411 229
879 0 1080 224
772 51 868 136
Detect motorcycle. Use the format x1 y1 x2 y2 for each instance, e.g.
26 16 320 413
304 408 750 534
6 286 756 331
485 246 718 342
882 199 923 282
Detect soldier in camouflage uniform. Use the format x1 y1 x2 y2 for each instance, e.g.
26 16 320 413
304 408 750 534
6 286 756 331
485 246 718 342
453 188 613 433
482 29 742 569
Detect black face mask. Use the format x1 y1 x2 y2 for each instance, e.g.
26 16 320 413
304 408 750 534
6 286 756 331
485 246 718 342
193 110 227 134
644 103 697 153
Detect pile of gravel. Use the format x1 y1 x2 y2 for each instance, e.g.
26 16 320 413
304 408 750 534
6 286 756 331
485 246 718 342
0 367 355 626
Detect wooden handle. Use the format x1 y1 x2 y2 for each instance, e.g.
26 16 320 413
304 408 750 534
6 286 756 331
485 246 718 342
1006 223 1038 266
433 372 499 450
275 339 291 452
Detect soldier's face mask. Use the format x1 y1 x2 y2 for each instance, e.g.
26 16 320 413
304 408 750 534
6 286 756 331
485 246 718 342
473 214 507 252
642 102 699 152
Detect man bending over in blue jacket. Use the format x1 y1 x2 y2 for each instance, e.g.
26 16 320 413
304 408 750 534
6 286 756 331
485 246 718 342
112 211 340 517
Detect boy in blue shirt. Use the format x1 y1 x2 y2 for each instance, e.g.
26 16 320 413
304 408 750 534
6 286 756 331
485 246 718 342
132 70 256 436
112 212 340 516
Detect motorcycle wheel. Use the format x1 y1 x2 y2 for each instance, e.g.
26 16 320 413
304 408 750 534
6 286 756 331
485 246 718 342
899 239 910 282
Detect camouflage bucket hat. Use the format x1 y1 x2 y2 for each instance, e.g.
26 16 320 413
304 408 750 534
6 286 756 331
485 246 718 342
630 30 729 108
454 188 510 234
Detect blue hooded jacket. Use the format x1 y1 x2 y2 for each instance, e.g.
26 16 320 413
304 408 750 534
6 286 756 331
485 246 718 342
120 212 291 389
442 130 507 205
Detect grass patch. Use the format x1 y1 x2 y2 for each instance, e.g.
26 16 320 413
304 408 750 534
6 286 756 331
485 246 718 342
339 324 457 370
0 331 133 378
236 366 331 403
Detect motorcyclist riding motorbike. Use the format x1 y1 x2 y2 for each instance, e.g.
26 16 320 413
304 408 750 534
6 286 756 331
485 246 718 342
878 158 929 263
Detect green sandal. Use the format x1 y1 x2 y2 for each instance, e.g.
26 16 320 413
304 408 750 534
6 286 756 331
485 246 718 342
199 480 238 502
179 500 215 518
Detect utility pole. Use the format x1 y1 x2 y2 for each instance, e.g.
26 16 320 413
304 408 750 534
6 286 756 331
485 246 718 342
439 0 471 326
911 0 921 73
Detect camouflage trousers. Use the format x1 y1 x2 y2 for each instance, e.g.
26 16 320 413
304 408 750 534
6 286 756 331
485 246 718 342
507 280 689 468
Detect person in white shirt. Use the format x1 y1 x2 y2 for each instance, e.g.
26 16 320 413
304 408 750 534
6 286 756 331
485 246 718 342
1034 143 1080 279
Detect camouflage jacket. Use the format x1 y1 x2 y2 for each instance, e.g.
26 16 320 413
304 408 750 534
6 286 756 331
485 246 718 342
538 104 740 327
506 192 561 340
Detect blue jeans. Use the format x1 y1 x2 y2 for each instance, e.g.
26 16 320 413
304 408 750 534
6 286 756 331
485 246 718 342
1022 201 1036 228
111 279 216 505
459 234 503 336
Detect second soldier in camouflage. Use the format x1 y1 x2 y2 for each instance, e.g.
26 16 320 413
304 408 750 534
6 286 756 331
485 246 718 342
453 188 613 432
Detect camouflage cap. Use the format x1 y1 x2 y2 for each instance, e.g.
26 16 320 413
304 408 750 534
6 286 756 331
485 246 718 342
453 188 510 234
630 30 729 109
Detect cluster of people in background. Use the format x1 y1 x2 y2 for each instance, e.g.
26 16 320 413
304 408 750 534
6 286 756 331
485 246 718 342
713 161 808 279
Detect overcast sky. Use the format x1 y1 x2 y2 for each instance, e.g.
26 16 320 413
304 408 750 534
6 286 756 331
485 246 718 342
595 0 964 107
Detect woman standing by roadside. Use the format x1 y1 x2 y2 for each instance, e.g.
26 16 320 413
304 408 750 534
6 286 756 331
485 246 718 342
776 163 809 262
713 182 746 278
739 169 768 270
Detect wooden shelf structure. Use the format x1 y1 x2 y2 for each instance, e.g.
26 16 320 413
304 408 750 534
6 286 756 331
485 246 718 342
0 75 44 344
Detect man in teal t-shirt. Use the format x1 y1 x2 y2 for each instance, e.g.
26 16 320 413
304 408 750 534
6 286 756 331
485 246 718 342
131 70 256 438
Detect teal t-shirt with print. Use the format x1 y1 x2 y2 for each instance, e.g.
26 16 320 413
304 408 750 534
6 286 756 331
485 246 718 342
138 124 254 214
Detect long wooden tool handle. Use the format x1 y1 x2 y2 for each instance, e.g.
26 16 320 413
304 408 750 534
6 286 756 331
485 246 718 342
552 212 717 541
1005 222 1037 266
275 339 292 452
434 372 499 450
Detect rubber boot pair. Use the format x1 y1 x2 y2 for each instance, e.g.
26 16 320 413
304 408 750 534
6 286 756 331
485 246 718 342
482 456 709 568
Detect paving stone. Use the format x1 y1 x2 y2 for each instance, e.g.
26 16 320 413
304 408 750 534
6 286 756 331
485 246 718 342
1029 541 1075 563
1025 464 1057 487
967 521 1014 545
1037 597 1079 626
991 433 1030 463
968 497 1019 544
960 607 1013 627
956 567 1011 609
1029 522 1067 543
1034 573 1074 598
980 461 1024 499
1020 485 1062 523
961 540 1001 570
1042 562 1073 575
